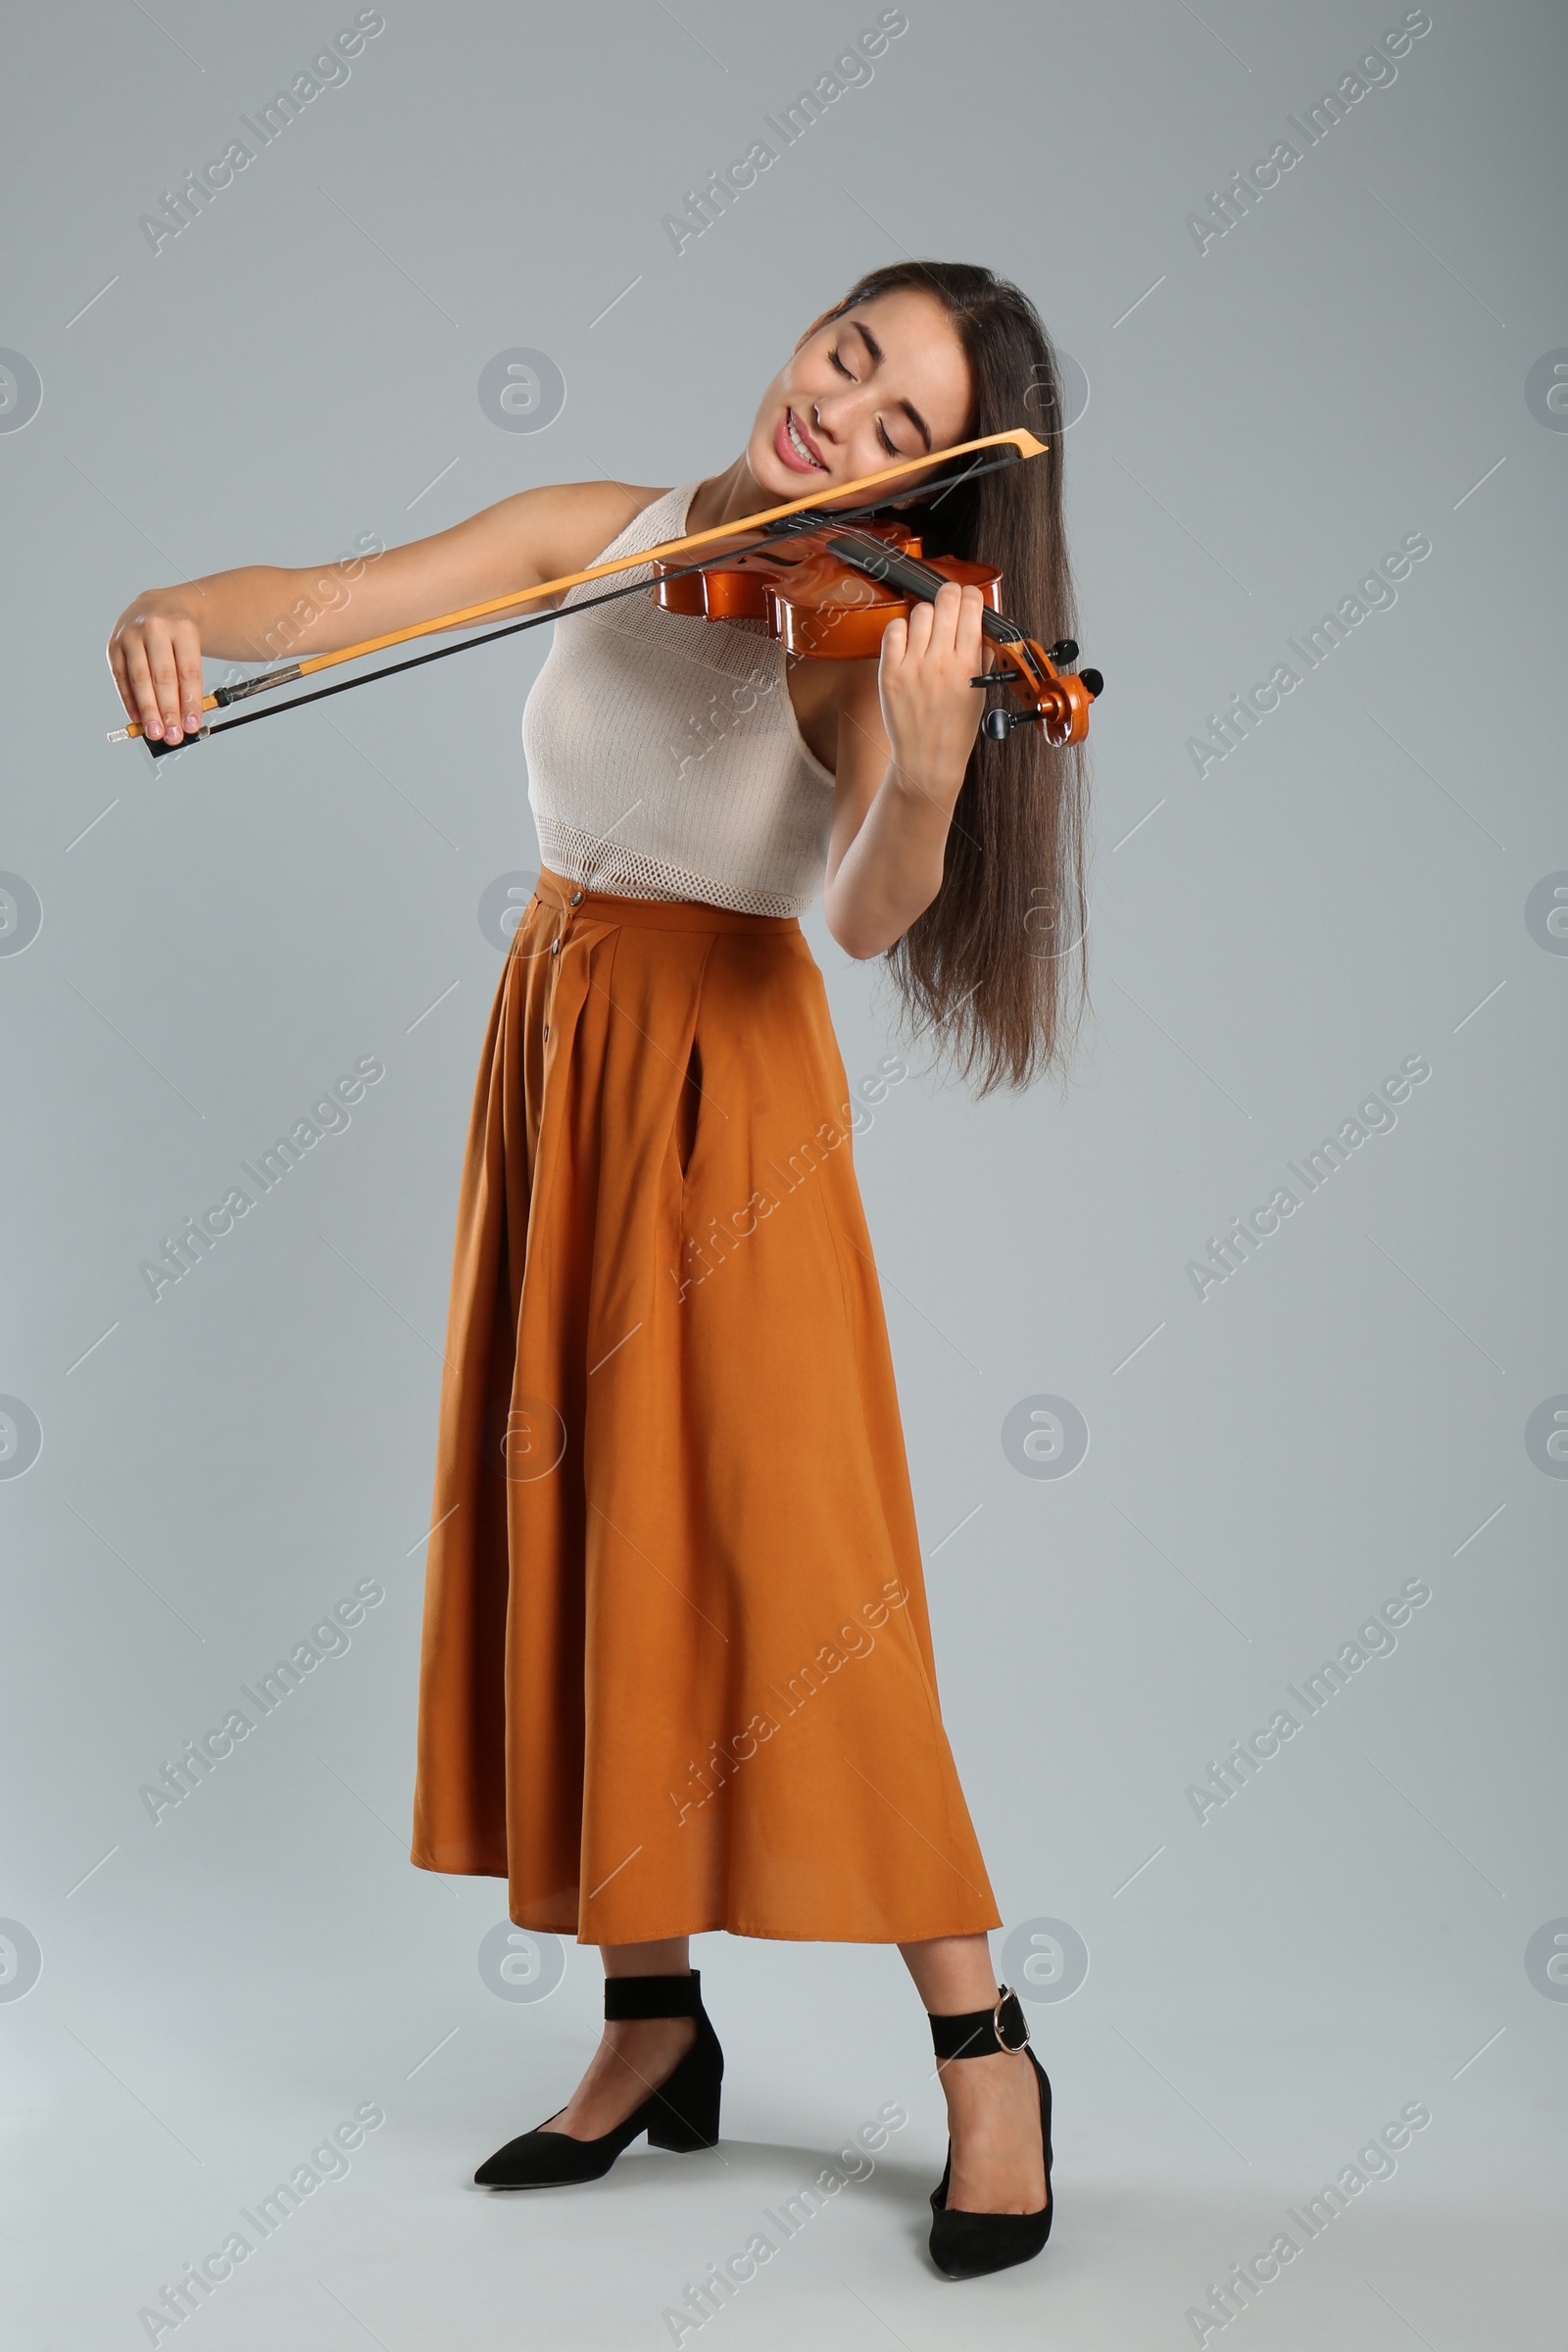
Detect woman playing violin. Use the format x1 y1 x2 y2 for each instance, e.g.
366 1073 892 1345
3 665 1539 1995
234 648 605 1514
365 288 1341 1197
106 259 1090 2282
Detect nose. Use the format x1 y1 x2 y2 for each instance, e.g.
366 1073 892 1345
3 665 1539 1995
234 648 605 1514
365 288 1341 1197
807 394 846 445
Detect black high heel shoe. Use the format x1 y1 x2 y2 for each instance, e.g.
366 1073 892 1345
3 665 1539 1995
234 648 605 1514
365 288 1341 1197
926 1984 1053 2279
474 1969 723 2188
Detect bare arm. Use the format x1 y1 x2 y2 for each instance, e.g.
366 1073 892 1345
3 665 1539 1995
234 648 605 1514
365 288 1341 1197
106 478 663 746
820 579 989 960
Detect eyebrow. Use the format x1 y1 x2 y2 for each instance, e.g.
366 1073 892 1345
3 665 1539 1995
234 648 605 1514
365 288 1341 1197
848 318 933 452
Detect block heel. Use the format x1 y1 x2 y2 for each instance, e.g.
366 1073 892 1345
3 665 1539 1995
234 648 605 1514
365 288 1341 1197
646 2066 722 2150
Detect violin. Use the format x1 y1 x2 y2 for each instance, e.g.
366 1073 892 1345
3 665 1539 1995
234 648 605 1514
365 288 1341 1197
653 515 1102 748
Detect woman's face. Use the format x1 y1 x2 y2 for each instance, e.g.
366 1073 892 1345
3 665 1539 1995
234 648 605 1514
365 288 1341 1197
746 286 974 507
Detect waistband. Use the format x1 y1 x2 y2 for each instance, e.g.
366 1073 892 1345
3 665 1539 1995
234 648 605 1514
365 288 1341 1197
533 863 803 935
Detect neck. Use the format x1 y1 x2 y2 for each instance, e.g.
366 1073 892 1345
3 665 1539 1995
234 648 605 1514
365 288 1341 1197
685 455 771 536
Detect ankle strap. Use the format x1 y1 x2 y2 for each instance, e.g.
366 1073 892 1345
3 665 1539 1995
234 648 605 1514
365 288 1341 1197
928 1984 1030 2060
604 1969 704 2021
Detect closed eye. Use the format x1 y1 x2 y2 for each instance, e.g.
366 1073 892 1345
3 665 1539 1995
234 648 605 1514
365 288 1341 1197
831 342 903 457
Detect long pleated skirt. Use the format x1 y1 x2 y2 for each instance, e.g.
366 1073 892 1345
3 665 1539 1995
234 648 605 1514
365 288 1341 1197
410 863 1001 1945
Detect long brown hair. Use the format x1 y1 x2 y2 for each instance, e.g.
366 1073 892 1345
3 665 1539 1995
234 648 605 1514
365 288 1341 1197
818 261 1091 1097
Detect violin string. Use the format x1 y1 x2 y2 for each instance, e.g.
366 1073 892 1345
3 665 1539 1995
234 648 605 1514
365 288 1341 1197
824 525 1037 672
157 451 1037 748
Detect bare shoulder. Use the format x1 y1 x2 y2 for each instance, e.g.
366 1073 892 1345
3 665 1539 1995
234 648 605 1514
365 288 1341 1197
398 476 677 623
502 477 673 586
550 476 670 555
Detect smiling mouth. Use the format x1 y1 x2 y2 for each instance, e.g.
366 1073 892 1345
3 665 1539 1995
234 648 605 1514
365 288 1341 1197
784 408 825 468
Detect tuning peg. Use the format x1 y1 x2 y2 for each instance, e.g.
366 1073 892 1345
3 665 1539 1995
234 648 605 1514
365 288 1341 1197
1046 638 1078 664
1080 668 1102 699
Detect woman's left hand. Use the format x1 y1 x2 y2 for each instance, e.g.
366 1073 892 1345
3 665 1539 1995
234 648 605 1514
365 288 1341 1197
876 578 989 811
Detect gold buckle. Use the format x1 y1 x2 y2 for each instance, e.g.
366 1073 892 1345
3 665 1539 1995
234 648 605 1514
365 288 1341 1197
993 1984 1029 2054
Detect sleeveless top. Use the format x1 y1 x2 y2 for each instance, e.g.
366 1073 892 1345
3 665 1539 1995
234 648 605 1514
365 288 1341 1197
522 481 837 916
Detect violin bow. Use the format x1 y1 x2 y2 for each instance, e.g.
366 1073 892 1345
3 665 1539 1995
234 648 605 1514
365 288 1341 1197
108 427 1049 757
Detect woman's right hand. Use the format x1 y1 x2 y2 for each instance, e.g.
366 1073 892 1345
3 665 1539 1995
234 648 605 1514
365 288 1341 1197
100 477 663 751
108 588 207 745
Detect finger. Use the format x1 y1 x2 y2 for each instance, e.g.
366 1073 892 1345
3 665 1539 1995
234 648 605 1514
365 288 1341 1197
122 637 166 740
879 613 908 670
903 597 935 658
169 615 205 732
143 621 186 742
927 578 965 654
956 583 986 666
107 638 136 721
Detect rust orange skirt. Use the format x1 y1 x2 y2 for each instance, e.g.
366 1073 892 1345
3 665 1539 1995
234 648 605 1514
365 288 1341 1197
411 863 1001 1945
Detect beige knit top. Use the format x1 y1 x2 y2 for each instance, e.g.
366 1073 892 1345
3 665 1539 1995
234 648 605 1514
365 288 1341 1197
522 481 837 916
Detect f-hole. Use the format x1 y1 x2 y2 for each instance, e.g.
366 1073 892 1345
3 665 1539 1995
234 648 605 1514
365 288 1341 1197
675 1032 703 1181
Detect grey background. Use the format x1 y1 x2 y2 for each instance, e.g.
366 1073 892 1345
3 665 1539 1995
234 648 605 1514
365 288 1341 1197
2 2 1563 2345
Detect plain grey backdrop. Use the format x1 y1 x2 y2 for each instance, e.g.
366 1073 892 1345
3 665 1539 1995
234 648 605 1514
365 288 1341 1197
2 2 1563 2346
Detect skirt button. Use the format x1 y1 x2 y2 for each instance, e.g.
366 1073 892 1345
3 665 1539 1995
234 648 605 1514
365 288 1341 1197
543 1023 550 1040
551 937 560 955
570 889 583 906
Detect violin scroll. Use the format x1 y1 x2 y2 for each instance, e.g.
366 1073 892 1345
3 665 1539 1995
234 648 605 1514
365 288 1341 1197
974 642 1102 748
